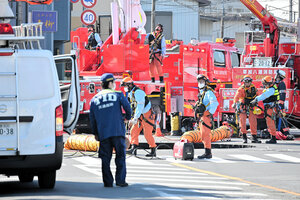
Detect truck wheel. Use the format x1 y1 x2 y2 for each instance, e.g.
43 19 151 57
18 174 34 183
38 170 56 189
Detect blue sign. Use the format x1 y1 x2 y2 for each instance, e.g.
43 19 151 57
32 11 57 32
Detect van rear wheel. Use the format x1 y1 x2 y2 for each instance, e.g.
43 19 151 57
18 174 34 183
38 170 56 189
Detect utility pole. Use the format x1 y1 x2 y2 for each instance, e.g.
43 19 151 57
151 0 156 32
298 0 300 41
220 0 225 38
289 0 293 22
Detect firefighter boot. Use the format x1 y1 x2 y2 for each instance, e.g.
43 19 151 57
151 77 155 83
242 134 248 143
126 144 138 155
159 76 164 83
145 148 156 157
251 135 261 143
197 148 212 159
266 135 277 144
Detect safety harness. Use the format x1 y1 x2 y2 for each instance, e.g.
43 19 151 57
240 84 257 115
262 85 279 120
149 32 164 65
130 87 155 127
195 86 214 130
87 33 98 49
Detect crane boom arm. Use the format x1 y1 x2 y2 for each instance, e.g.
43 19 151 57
240 0 279 60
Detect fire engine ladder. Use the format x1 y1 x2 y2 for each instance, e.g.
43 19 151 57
0 48 20 155
12 22 43 49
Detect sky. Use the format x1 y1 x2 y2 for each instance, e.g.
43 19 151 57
258 0 298 22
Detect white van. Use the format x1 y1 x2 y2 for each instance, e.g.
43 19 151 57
0 2 80 189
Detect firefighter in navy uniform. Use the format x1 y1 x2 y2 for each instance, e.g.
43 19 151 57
232 75 261 143
86 25 102 50
251 76 279 144
194 75 219 159
274 70 294 140
120 77 157 157
89 73 131 187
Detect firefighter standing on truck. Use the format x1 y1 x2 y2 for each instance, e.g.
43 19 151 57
251 76 279 144
194 75 219 159
274 70 294 140
85 25 102 50
147 24 166 83
232 75 261 143
120 77 157 157
89 73 131 187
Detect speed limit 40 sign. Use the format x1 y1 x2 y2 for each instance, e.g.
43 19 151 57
81 10 96 26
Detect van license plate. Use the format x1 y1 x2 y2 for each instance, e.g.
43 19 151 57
0 124 15 136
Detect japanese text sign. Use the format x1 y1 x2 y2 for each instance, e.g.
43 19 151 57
32 11 57 32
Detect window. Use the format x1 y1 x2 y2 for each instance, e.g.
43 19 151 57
213 50 226 68
231 52 240 68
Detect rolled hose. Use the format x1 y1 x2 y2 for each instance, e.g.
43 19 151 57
64 134 131 152
180 125 233 143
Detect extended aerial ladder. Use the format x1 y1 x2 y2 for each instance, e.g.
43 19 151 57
240 0 280 62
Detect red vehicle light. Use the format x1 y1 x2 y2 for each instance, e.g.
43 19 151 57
0 24 14 34
55 105 64 136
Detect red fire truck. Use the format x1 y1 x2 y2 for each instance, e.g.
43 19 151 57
71 0 300 134
218 0 300 131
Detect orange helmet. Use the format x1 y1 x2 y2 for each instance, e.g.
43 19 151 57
241 75 252 82
120 77 133 86
262 76 273 85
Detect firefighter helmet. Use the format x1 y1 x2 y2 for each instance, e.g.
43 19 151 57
197 74 209 82
241 75 252 82
276 70 286 79
262 76 273 85
120 77 133 86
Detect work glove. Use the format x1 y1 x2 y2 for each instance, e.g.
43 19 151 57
250 98 258 106
129 118 138 126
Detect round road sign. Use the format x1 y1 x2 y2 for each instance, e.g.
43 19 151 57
70 0 79 3
81 0 97 8
81 10 97 26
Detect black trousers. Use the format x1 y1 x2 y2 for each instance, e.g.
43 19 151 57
99 136 126 186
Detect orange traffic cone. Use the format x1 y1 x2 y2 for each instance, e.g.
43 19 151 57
155 120 163 137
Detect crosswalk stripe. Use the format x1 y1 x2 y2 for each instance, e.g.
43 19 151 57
265 154 300 163
126 174 227 180
229 154 274 163
74 164 208 176
156 188 268 197
139 182 242 190
204 156 235 163
73 157 100 165
114 166 189 171
125 177 249 185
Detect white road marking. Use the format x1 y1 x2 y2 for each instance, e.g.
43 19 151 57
144 187 183 200
229 154 274 163
265 154 300 163
125 177 249 185
126 174 227 180
159 188 268 197
141 182 242 190
73 156 100 165
204 156 235 163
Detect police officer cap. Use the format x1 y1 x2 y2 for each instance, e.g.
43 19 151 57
100 73 115 82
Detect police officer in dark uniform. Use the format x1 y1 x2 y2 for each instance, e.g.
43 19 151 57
89 73 131 187
86 25 102 50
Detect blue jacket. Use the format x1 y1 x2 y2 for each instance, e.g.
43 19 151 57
199 89 219 115
128 87 151 120
89 89 131 141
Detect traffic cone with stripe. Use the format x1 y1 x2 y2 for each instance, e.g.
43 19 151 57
155 121 163 137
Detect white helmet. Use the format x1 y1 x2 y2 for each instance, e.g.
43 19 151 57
276 70 286 79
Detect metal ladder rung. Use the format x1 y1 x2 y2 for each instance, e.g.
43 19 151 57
0 72 16 76
0 95 17 99
0 120 17 123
